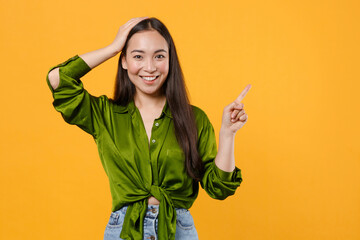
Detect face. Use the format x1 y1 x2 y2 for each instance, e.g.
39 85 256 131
122 30 169 98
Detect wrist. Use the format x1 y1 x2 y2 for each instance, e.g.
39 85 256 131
220 127 236 139
107 43 122 57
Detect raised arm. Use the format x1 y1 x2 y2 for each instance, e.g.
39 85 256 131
47 17 149 90
46 17 149 137
215 84 251 171
198 84 251 200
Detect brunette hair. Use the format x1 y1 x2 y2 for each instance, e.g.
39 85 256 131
110 17 204 181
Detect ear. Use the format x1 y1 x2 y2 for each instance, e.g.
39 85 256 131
121 55 128 70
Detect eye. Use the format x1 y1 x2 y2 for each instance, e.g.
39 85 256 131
133 55 142 59
155 55 165 59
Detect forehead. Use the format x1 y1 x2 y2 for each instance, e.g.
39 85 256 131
127 30 168 53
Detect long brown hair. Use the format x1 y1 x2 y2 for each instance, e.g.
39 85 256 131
110 17 204 181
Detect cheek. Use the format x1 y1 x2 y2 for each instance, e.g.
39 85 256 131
157 61 169 74
127 62 142 75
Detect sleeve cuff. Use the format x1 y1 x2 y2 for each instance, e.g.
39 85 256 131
213 162 236 182
46 55 91 94
60 55 91 79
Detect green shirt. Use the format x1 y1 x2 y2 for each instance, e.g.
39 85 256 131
46 55 243 240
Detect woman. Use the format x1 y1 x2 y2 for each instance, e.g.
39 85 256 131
46 17 250 240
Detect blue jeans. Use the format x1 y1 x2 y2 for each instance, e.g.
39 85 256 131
103 204 199 240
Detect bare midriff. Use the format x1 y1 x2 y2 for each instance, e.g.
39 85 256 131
148 196 160 205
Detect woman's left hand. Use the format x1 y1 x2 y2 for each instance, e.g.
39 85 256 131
220 84 252 136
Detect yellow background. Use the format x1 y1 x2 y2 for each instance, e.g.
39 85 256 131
1 0 359 239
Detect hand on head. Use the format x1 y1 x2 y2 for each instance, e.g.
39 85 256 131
109 17 149 54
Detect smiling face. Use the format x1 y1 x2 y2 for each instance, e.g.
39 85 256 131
121 30 169 99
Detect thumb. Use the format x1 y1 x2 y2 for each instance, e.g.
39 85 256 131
224 101 236 113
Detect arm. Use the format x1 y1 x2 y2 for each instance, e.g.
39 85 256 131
48 17 149 90
46 17 149 137
214 130 236 172
45 55 107 137
198 83 251 199
197 108 242 200
47 45 118 91
214 84 252 172
79 17 149 69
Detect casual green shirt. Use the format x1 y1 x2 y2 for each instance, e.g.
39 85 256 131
46 55 243 240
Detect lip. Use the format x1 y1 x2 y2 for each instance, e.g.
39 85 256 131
140 75 159 85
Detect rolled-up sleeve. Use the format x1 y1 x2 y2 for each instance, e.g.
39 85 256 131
46 55 108 138
197 112 243 200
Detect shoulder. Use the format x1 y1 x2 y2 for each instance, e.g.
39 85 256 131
191 104 212 129
106 98 129 114
89 94 111 108
191 104 207 118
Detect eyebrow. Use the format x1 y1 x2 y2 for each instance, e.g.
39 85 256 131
130 49 167 54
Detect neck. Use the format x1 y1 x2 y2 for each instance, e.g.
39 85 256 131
134 92 166 110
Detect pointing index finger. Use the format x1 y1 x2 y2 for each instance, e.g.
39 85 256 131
235 84 252 103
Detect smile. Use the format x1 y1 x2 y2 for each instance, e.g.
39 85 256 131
140 75 159 81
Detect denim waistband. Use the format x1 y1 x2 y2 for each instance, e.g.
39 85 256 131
115 204 188 215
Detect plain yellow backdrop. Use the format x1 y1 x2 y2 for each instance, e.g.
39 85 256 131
0 0 359 239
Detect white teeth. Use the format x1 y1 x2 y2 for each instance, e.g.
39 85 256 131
141 76 157 81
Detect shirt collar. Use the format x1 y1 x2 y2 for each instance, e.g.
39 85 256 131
161 100 173 119
114 99 172 119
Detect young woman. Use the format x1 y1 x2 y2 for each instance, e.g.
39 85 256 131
46 17 250 240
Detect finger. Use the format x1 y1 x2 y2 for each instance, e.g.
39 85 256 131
225 101 244 114
239 113 248 121
129 18 147 26
226 104 242 120
232 109 245 122
231 109 240 118
231 104 244 118
125 18 140 25
235 109 245 120
132 17 148 23
232 102 244 111
235 84 252 103
129 17 148 22
125 17 148 28
134 17 149 22
121 18 148 37
232 117 248 129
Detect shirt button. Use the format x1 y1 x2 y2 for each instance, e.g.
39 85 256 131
155 122 159 126
152 139 156 143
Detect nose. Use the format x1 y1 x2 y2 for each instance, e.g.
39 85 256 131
144 58 156 72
